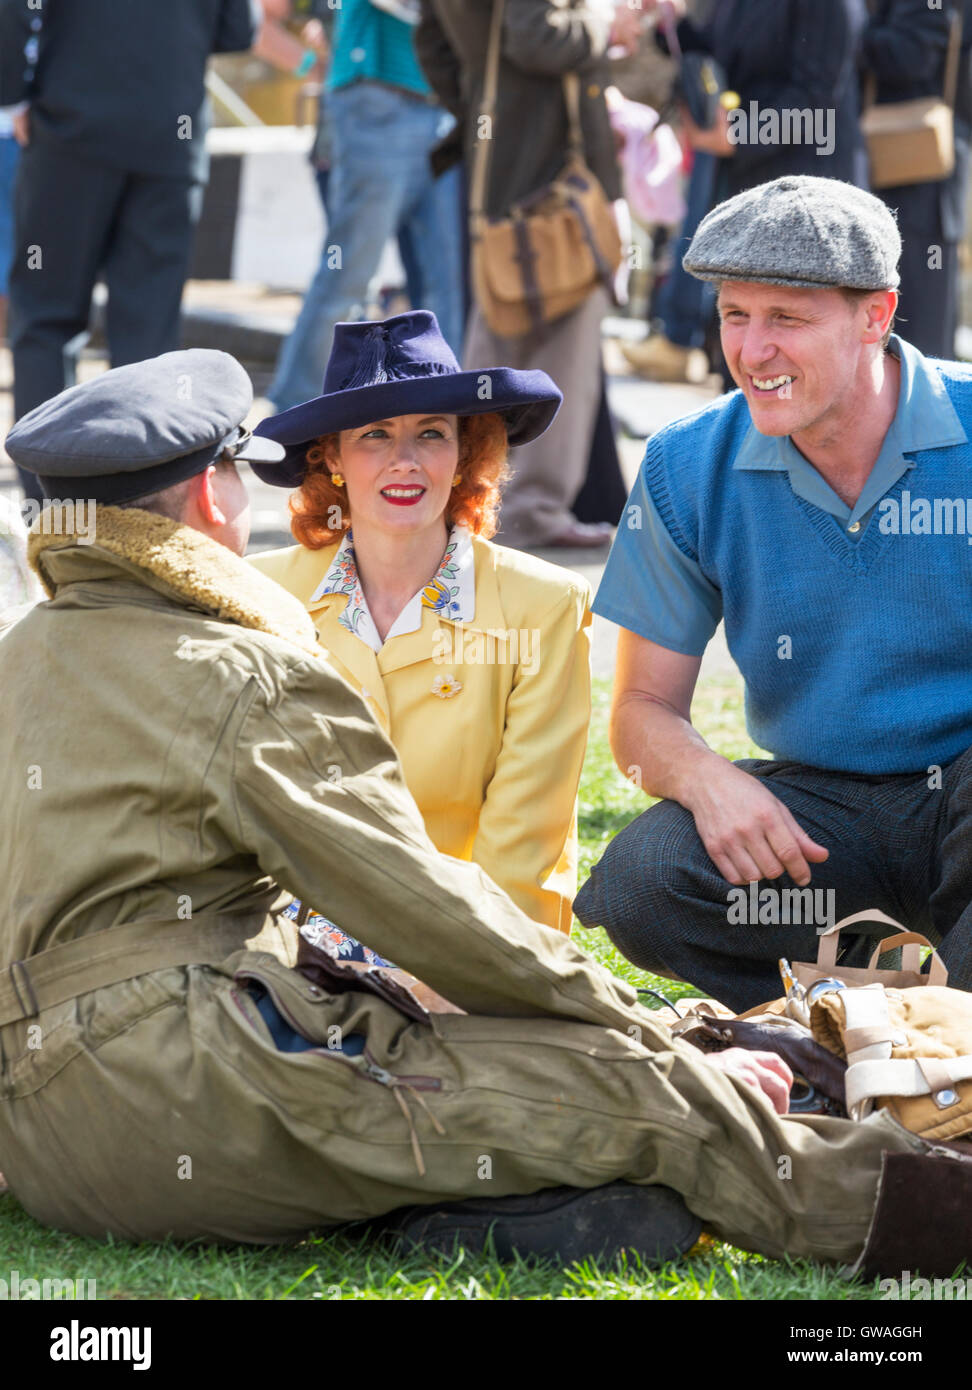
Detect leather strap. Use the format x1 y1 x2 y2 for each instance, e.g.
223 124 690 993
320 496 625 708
470 0 589 234
841 987 895 1067
511 212 544 331
846 1054 972 1117
943 3 963 111
469 0 506 235
863 3 963 113
0 913 262 1028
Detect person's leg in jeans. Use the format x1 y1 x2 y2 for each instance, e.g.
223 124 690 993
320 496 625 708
269 84 440 412
654 151 717 349
101 173 204 366
0 132 20 343
575 759 943 1012
400 112 464 357
395 219 424 312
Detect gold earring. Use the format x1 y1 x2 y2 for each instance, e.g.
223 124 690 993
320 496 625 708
331 472 345 487
451 473 461 489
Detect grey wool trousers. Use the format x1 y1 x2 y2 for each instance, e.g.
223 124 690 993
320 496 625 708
575 750 972 1013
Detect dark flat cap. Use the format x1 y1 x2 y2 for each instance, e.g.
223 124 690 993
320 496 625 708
5 349 284 504
683 175 901 291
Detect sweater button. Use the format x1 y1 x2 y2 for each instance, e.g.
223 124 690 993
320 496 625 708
848 521 861 533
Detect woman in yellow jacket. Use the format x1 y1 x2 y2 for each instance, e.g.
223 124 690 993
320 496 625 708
250 310 592 944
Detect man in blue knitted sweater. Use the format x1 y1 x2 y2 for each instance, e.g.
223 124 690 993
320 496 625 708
576 174 972 1011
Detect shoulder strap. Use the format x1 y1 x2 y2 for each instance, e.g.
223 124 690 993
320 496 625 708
562 69 587 162
864 3 964 112
470 0 590 226
469 0 506 232
943 3 963 110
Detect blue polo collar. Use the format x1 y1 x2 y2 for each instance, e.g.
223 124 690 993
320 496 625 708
732 335 968 523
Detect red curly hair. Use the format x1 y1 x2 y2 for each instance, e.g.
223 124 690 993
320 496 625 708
289 412 511 549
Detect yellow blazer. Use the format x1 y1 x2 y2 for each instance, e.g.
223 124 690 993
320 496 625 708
249 533 592 933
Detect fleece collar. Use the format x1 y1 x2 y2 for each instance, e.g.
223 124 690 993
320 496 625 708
28 505 321 656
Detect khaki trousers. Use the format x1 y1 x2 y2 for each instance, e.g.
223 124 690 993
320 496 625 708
0 945 924 1261
464 288 608 548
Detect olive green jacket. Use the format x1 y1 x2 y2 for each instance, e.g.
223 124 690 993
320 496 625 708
0 509 927 1256
0 506 645 1025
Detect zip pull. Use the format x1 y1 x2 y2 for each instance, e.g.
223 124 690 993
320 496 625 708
360 1054 447 1177
362 1057 397 1087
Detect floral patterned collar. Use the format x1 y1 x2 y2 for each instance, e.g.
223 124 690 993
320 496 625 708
309 525 475 652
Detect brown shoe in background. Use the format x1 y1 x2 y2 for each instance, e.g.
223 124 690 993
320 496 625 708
545 520 614 549
622 334 709 384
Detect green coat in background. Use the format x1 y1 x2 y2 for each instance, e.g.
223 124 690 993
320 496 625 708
0 506 923 1257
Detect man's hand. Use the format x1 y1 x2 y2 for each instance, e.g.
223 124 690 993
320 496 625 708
681 103 734 156
609 4 644 54
639 0 688 17
11 106 30 147
706 1047 793 1114
682 758 829 887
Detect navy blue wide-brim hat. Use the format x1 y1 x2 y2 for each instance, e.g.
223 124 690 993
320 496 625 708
252 310 563 488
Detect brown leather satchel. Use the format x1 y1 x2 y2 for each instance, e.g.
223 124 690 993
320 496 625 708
860 5 963 189
469 0 623 338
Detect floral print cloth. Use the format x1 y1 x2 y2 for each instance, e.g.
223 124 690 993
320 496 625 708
280 897 395 968
309 524 475 652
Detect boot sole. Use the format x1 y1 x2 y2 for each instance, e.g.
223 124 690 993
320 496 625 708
385 1181 702 1266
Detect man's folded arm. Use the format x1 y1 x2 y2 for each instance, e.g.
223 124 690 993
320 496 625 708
226 657 648 1033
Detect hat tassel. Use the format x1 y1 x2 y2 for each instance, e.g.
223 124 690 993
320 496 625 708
342 325 389 390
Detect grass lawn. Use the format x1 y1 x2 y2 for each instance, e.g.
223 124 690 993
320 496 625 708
0 677 894 1300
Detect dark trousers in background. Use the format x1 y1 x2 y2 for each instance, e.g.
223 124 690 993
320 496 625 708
654 151 718 350
893 219 960 359
575 747 972 1012
9 140 203 501
879 141 971 360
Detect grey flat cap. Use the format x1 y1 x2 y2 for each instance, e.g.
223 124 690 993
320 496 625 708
5 349 284 504
683 175 901 291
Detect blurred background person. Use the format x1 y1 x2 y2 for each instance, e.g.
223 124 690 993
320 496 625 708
861 0 972 358
259 0 433 318
626 0 869 385
0 0 262 504
0 103 19 345
265 0 465 415
417 0 638 551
